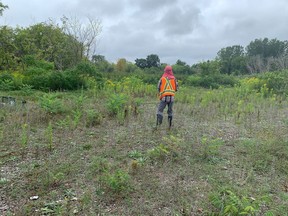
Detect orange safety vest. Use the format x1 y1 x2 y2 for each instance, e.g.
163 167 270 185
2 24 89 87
159 77 176 99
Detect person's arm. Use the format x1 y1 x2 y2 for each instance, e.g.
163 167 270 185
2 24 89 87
157 79 162 92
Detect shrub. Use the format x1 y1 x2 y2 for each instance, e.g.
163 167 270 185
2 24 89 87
213 74 239 86
23 55 54 70
23 72 50 91
103 169 131 194
209 189 260 215
106 93 128 117
240 77 265 92
186 75 201 86
63 70 87 90
22 69 87 91
186 74 238 89
0 72 17 91
0 79 16 91
39 93 67 114
259 71 288 94
142 74 160 84
47 71 67 91
0 72 14 82
85 109 102 127
74 61 98 77
73 62 104 89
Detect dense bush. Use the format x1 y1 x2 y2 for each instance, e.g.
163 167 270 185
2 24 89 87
22 70 87 91
0 72 18 90
213 74 239 86
239 70 288 95
0 72 13 81
23 72 50 91
141 74 160 84
73 61 104 89
23 55 54 70
63 70 87 90
186 74 238 89
172 64 193 75
20 61 105 91
259 70 288 94
239 77 265 92
74 61 99 76
23 66 49 77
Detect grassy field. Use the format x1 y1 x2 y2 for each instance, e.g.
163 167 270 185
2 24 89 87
1 80 288 215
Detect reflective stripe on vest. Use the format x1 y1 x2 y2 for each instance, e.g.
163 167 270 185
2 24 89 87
159 77 176 99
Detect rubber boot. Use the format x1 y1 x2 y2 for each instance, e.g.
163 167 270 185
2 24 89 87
168 116 172 128
156 114 163 126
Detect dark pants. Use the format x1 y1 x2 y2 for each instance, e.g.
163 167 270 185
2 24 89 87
157 96 174 117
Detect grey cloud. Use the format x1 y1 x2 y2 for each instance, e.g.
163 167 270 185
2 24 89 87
129 0 178 11
3 0 288 65
74 0 127 17
101 18 215 64
102 21 159 61
204 1 288 47
155 37 220 64
159 6 200 35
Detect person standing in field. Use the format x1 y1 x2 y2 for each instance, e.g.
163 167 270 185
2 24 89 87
156 65 178 128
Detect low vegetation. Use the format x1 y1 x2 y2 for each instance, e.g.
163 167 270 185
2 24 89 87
1 73 288 215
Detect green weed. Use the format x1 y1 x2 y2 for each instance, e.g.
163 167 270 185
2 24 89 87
147 143 170 161
208 189 259 215
0 177 9 185
19 84 34 96
199 136 224 160
106 93 128 117
127 150 144 159
45 121 54 151
39 93 66 114
71 110 82 128
88 156 110 177
21 123 28 151
85 109 102 127
102 169 131 194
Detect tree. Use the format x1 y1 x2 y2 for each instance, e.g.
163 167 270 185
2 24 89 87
246 55 265 73
173 59 192 74
267 39 287 58
0 26 17 70
0 2 8 16
176 59 187 66
91 55 114 73
135 54 160 69
246 38 287 58
146 54 160 68
246 38 268 58
246 38 288 73
61 15 102 60
172 64 189 74
116 58 127 72
135 58 148 69
198 60 220 76
14 22 80 70
92 55 106 64
217 45 247 74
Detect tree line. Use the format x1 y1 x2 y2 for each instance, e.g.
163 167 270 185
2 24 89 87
1 21 288 75
1 2 288 91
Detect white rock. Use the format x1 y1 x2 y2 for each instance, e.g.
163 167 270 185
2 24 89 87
30 196 39 200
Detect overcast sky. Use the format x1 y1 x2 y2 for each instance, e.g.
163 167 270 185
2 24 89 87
1 0 288 65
